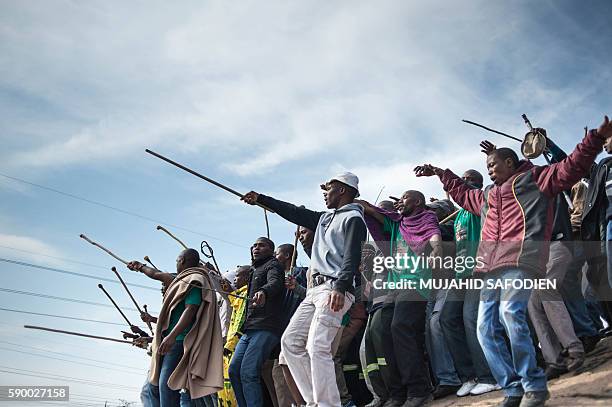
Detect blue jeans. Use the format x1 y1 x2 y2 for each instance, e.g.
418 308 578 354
562 242 599 337
228 330 279 407
477 268 547 397
158 341 189 407
440 283 495 384
142 377 160 407
426 289 461 387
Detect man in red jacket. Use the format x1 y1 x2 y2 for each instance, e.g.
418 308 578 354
414 115 611 407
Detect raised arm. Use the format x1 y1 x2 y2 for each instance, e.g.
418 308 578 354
353 199 385 224
242 192 323 231
414 164 485 215
536 116 610 197
127 261 175 286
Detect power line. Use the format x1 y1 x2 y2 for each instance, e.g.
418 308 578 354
0 287 141 312
0 321 138 356
0 172 247 248
0 244 109 270
0 366 142 391
0 347 144 376
0 257 158 291
0 340 144 371
0 306 144 328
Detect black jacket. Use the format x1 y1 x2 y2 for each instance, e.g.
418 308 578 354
242 255 285 335
581 157 612 285
582 157 612 241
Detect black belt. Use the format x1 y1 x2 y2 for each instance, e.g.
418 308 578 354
312 273 337 287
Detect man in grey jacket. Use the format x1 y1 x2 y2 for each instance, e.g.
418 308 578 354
242 172 367 407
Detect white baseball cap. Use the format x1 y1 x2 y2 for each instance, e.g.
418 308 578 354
325 172 360 197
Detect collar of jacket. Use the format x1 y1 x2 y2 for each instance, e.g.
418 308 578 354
332 202 365 215
252 254 274 268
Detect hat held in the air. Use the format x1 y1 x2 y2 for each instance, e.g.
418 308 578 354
325 171 360 197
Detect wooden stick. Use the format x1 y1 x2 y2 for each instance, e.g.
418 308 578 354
145 149 275 213
440 209 460 224
374 186 385 205
289 224 300 275
24 325 134 344
156 225 188 249
98 283 133 327
462 119 522 143
111 267 154 334
144 256 159 270
264 209 270 239
79 234 129 265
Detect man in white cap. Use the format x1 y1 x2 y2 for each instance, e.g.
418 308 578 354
242 172 367 407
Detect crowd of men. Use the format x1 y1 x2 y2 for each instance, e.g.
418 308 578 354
125 115 612 407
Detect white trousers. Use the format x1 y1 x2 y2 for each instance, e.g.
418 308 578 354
281 282 353 407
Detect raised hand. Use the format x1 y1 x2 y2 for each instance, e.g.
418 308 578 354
241 191 259 205
480 140 497 155
127 261 144 272
414 164 442 177
140 311 157 324
597 115 611 139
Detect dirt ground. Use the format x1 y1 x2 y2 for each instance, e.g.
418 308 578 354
430 336 612 406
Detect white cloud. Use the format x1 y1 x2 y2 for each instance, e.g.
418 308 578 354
0 233 65 266
7 0 598 175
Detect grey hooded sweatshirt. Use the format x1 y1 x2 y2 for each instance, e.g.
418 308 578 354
257 195 367 294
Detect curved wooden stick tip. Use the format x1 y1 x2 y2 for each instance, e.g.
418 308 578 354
98 283 103 288
111 266 117 272
79 234 85 239
156 225 162 230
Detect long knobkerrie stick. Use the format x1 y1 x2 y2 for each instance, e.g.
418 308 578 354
144 256 159 270
374 186 385 205
156 225 188 249
98 283 134 328
264 209 270 239
462 119 523 143
158 225 209 269
289 224 300 275
439 209 460 225
111 267 154 334
24 325 134 345
79 234 129 265
145 149 275 213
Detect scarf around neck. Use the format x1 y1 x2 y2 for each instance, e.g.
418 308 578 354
364 206 440 255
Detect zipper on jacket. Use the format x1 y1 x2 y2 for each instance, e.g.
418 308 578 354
491 187 502 269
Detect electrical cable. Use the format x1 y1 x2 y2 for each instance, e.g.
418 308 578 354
0 339 142 370
0 257 158 291
0 347 144 376
0 306 145 328
0 244 109 270
0 287 140 312
0 172 247 248
0 366 141 391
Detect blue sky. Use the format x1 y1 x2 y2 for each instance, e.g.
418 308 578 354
1 0 611 404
